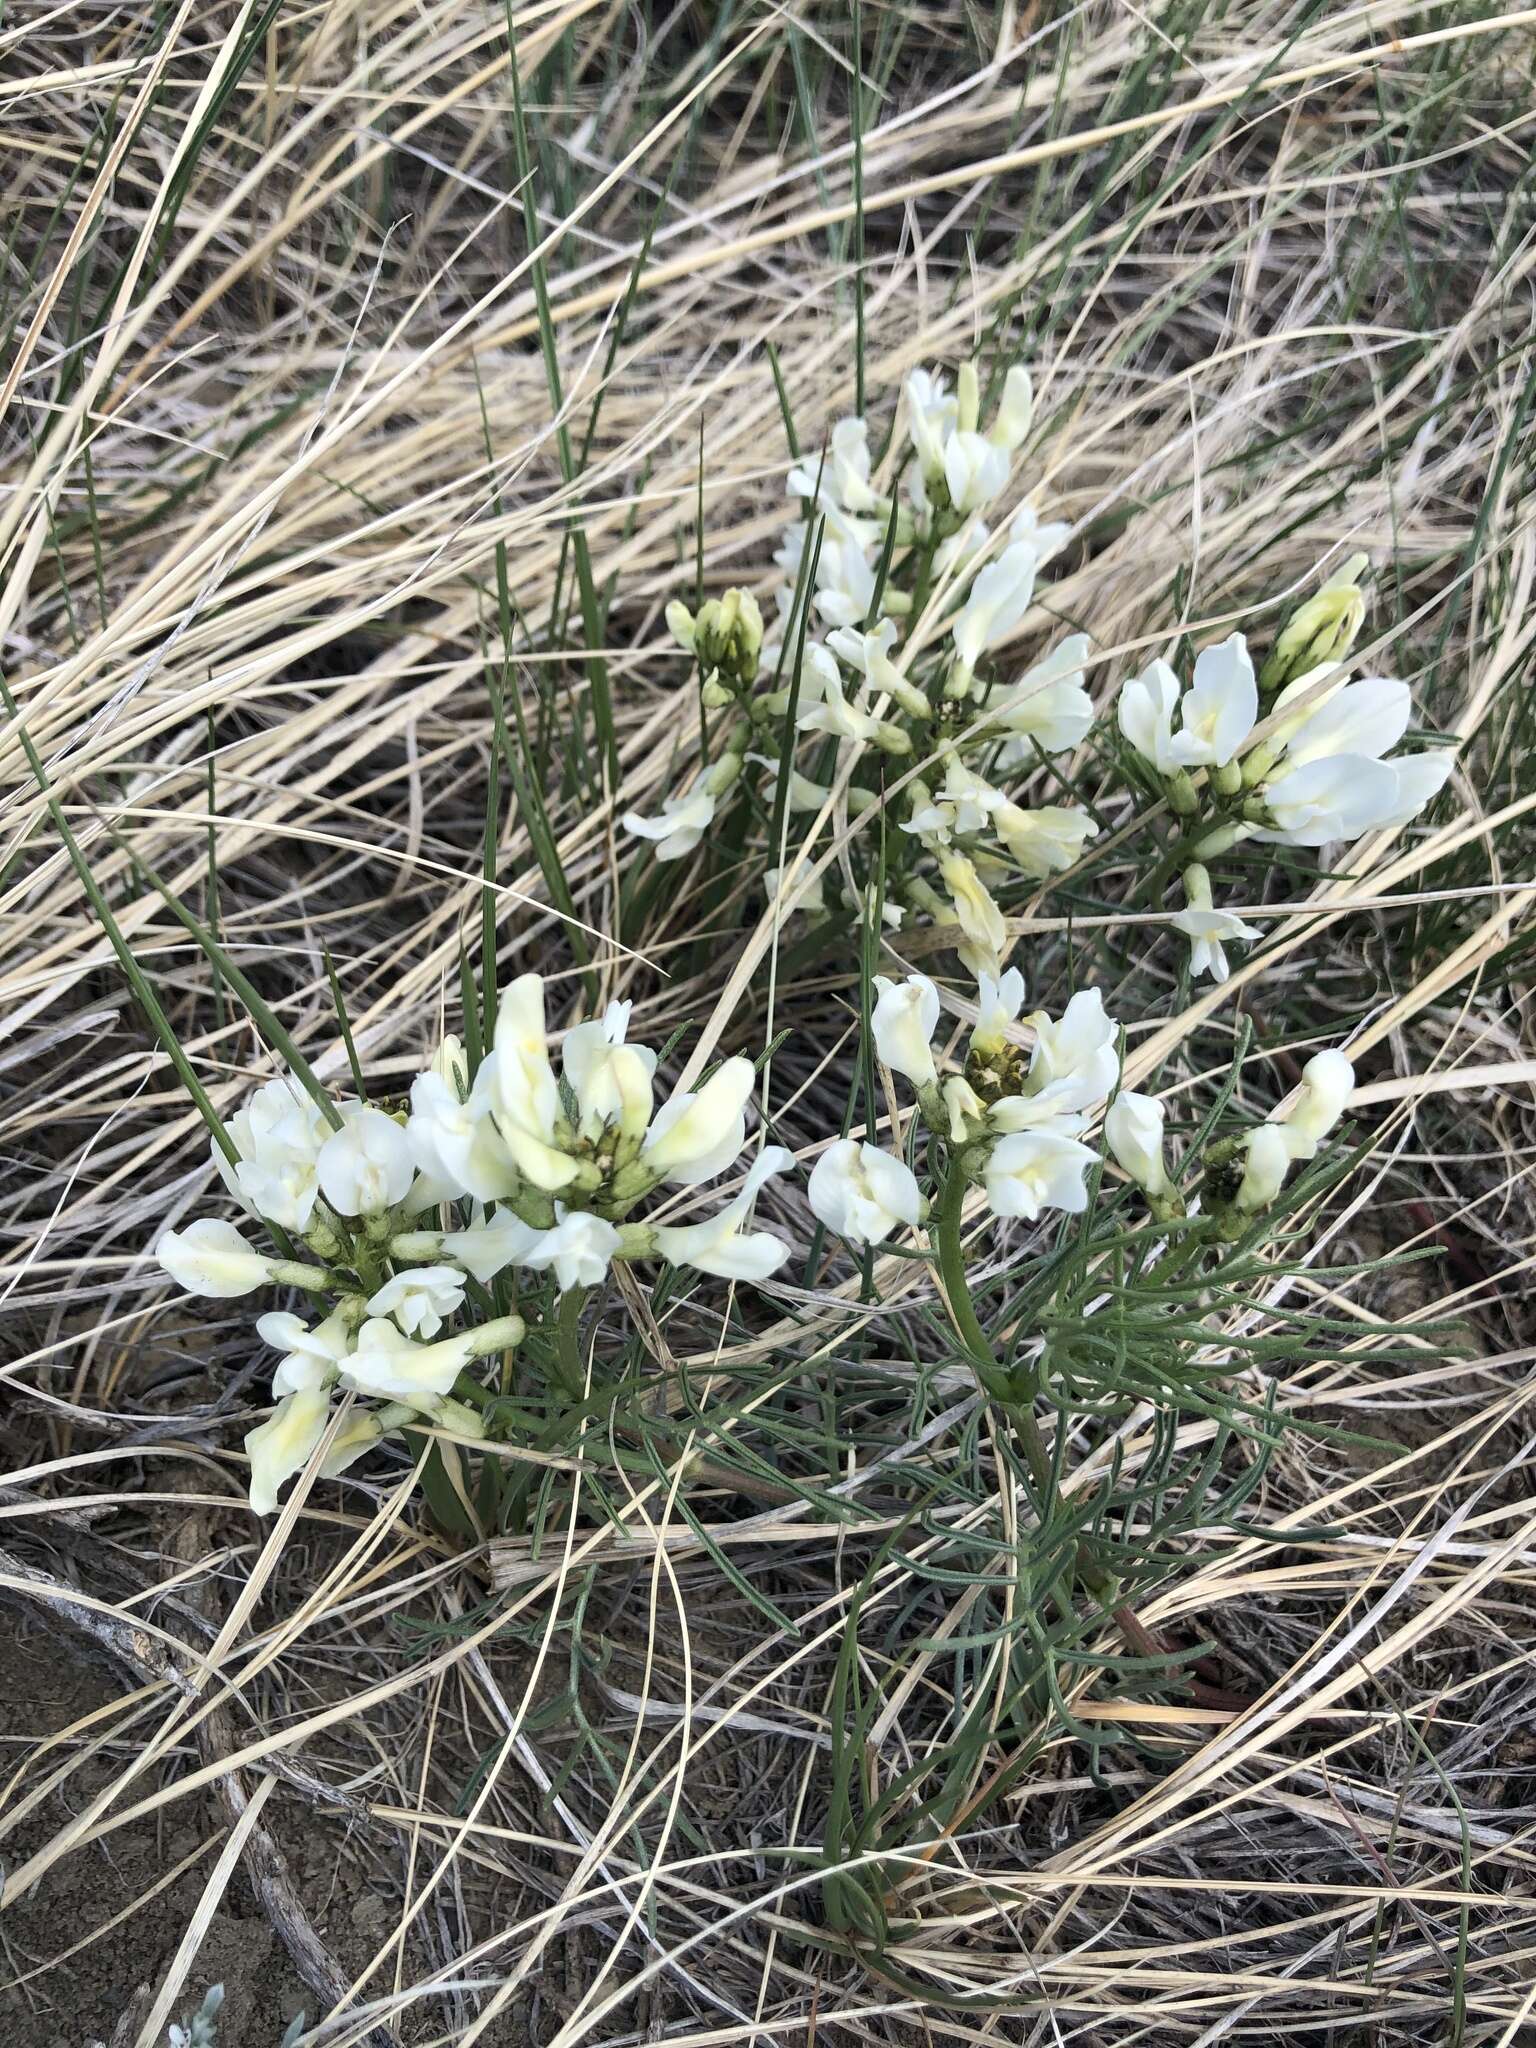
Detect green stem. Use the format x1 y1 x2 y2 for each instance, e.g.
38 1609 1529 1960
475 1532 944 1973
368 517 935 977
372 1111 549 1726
932 1157 1054 1495
552 1286 588 1398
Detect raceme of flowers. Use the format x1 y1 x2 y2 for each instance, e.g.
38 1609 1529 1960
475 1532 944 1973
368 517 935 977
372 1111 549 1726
154 956 1358 1518
621 362 1454 996
156 975 794 1513
620 359 1091 982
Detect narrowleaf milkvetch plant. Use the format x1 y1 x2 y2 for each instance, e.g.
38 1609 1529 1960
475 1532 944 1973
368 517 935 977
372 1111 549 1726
134 357 1440 1761
108 328 1473 1961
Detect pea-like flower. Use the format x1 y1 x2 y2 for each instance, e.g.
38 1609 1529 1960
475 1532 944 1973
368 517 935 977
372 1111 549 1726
950 541 1039 676
258 1308 355 1392
621 780 717 862
1169 863 1261 983
993 801 1098 878
871 973 941 1087
366 1265 466 1340
1026 987 1119 1112
983 1127 1099 1221
1118 636 1257 775
157 1217 277 1298
1274 1048 1355 1160
245 1384 331 1517
652 1148 794 1279
971 967 1027 1059
642 1056 757 1185
807 1139 924 1246
212 1074 334 1232
317 1107 415 1218
1253 674 1453 845
988 634 1094 755
1104 1091 1170 1199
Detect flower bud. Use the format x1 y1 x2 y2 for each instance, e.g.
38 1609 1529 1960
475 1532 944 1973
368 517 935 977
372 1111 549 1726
1258 556 1368 695
942 1074 988 1141
692 587 764 687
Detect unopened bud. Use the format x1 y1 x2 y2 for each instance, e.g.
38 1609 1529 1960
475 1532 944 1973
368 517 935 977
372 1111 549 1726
1259 555 1368 695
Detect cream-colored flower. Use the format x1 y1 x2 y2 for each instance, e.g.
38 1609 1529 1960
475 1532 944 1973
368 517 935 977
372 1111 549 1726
807 1140 923 1247
245 1384 331 1516
871 973 940 1087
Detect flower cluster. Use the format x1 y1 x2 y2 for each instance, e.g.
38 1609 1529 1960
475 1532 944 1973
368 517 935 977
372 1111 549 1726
622 357 1095 978
156 977 791 1513
1104 1046 1355 1235
803 967 1121 1243
1118 575 1453 982
623 367 1456 1010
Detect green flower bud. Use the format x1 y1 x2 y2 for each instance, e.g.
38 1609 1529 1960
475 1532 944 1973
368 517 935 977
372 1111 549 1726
1258 555 1368 695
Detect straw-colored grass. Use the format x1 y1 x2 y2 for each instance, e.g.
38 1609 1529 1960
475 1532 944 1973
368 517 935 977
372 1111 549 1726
2 3 1534 2043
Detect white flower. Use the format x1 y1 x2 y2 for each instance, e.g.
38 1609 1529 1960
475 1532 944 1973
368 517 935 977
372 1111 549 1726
366 1265 466 1339
213 1074 332 1232
487 974 579 1192
993 801 1098 878
795 665 879 744
157 1218 274 1298
951 542 1038 673
407 1064 518 1203
940 758 1005 835
944 1074 990 1140
972 967 1026 1058
813 534 877 628
257 1308 354 1394
1236 1124 1292 1213
1257 752 1402 846
316 1106 416 1218
1255 674 1454 844
1168 863 1260 983
905 368 958 480
1104 1092 1169 1197
789 417 879 523
1277 674 1408 770
827 617 923 714
990 364 1033 452
245 1384 331 1516
1275 1048 1355 1160
621 781 715 862
521 1207 622 1292
871 973 940 1088
807 1139 923 1247
343 1318 473 1402
764 860 827 918
944 432 1010 515
643 1056 755 1184
983 1127 1099 1221
829 415 878 512
901 780 955 847
562 1002 655 1142
653 1147 793 1280
1171 634 1257 768
938 850 1008 969
1007 502 1070 563
1027 988 1119 1111
1117 659 1184 773
441 1206 544 1283
989 634 1093 753
746 756 829 811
